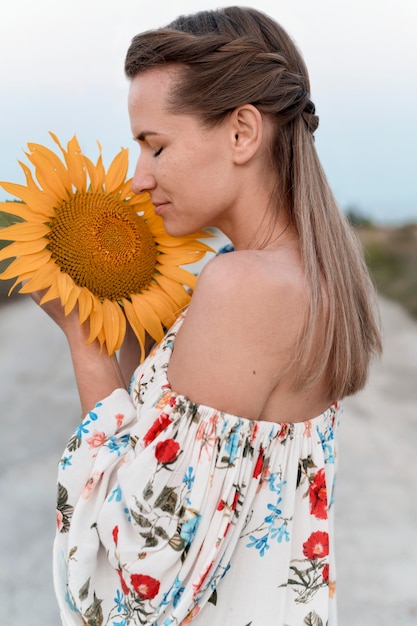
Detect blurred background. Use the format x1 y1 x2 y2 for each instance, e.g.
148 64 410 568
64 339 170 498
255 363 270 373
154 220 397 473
1 0 416 624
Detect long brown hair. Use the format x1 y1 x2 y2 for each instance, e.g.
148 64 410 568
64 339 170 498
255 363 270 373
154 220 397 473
125 6 382 399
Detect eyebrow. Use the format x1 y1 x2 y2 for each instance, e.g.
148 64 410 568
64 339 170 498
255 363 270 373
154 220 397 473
135 131 159 142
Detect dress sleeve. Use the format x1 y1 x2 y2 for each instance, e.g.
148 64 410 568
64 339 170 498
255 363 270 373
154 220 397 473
54 378 276 625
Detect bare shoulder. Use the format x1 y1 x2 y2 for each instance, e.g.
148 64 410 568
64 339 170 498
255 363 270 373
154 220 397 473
167 249 308 418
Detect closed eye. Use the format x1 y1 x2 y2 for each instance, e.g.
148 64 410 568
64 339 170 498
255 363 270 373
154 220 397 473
153 147 163 157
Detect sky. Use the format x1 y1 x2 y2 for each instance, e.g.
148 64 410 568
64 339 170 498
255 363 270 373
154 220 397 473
0 0 416 225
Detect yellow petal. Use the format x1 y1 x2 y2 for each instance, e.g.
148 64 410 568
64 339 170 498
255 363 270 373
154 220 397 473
62 136 87 192
8 271 33 295
0 182 54 218
157 264 198 290
130 292 164 343
48 131 89 193
77 288 94 324
104 148 129 193
83 155 103 192
0 244 15 262
123 297 146 362
0 222 50 242
18 160 57 206
154 231 214 248
55 271 75 308
0 250 51 279
101 299 126 355
88 300 104 343
0 239 47 261
26 143 71 197
39 281 61 305
117 178 135 201
19 263 58 292
156 251 205 266
56 272 81 315
140 286 178 329
153 274 191 309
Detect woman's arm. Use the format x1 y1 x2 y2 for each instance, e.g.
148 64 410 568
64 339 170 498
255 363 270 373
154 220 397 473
30 291 126 415
118 322 156 388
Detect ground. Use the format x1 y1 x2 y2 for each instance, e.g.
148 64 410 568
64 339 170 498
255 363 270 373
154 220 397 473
1 295 416 625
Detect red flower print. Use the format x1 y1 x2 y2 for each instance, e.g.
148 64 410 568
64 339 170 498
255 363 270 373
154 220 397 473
82 471 102 500
253 447 264 479
117 569 130 595
192 561 213 596
278 423 289 438
309 468 328 520
86 430 106 449
56 509 63 532
154 438 180 464
143 413 172 446
180 606 201 624
303 530 329 560
322 563 330 582
112 525 119 545
130 574 160 600
217 499 225 511
115 413 125 429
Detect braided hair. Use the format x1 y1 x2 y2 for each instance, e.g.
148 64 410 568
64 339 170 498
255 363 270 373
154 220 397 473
125 7 381 399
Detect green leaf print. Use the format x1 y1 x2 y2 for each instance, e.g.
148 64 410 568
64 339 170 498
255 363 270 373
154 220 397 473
79 577 90 601
56 482 74 533
303 610 323 626
208 588 217 606
130 509 152 527
154 485 178 514
83 592 104 626
155 525 169 539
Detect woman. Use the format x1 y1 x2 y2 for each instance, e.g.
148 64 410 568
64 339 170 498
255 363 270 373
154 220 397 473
36 7 381 625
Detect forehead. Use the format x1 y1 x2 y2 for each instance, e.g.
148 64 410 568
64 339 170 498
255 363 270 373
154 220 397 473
128 67 179 122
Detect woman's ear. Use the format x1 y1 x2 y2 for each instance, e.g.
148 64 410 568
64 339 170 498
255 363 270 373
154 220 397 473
229 104 264 165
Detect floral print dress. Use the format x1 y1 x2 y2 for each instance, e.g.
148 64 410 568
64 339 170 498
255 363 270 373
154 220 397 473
54 312 340 626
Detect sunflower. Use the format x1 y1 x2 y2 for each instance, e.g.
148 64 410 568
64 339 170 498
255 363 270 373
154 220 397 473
0 133 213 357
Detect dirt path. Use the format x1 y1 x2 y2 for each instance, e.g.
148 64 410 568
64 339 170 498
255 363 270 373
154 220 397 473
0 295 416 625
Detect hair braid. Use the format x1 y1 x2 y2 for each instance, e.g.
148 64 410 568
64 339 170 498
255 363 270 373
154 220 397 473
124 6 382 398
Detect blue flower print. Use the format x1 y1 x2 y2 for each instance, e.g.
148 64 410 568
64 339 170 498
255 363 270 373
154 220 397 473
170 576 185 608
264 500 283 524
76 418 91 439
180 514 201 546
316 423 335 464
270 523 290 543
114 589 127 613
108 485 122 502
60 455 72 470
106 435 130 456
182 466 195 490
267 472 285 494
224 423 242 465
123 507 132 522
247 533 270 556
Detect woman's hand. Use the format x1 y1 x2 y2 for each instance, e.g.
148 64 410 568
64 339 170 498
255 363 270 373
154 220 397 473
30 289 127 414
30 289 82 338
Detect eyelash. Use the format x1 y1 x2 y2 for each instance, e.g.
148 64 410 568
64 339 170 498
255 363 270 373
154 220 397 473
153 147 163 158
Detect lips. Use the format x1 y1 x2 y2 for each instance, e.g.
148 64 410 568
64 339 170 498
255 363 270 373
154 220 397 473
152 201 170 215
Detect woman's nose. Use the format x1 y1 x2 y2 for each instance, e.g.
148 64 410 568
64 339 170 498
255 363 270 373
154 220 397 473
131 158 156 195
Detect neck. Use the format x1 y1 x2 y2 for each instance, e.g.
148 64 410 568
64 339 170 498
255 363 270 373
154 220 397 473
218 200 292 252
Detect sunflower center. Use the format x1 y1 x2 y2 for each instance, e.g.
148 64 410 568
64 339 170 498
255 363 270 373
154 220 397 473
48 192 157 300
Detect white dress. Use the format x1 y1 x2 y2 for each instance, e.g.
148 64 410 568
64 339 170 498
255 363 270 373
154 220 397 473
54 311 340 625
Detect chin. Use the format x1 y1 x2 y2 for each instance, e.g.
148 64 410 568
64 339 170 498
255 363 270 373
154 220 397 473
164 220 204 238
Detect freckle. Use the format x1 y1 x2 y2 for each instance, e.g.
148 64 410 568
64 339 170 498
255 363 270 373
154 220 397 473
252 370 256 375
